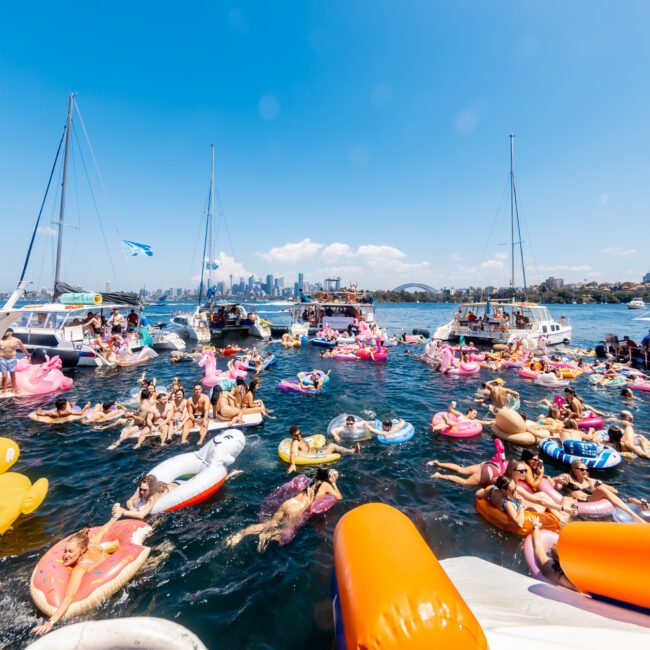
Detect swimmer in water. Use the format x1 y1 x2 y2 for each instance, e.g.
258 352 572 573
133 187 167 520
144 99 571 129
287 425 359 473
364 417 406 439
112 474 178 520
225 467 341 552
34 398 91 421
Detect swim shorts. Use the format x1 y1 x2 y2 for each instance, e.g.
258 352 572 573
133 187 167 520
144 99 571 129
0 357 17 373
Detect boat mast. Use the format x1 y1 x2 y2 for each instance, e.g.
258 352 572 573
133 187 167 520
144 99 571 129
509 134 516 299
207 144 215 295
53 93 74 299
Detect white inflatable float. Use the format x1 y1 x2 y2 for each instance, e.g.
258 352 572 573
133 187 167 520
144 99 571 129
149 428 245 512
25 616 207 650
187 412 263 435
441 556 650 649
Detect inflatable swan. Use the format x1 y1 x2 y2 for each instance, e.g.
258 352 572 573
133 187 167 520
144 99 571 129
149 429 245 512
0 437 49 534
14 355 72 396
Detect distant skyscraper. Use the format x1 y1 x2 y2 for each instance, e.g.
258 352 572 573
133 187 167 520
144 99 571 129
335 277 341 290
644 271 650 283
265 274 274 295
248 275 255 290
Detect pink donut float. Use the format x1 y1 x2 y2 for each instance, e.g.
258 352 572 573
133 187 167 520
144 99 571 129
578 412 605 430
521 477 614 517
523 529 559 582
431 412 482 438
448 361 480 375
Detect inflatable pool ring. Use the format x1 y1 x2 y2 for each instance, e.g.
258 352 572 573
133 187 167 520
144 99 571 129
26 617 209 650
259 474 339 546
522 529 559 583
28 405 83 424
326 414 372 442
333 503 488 649
589 374 627 388
431 412 482 438
278 379 323 394
613 503 650 523
475 497 560 536
534 373 569 388
560 368 583 379
278 434 341 465
13 355 73 396
375 419 415 445
310 337 337 348
629 380 650 392
577 412 604 430
0 438 49 534
198 348 230 387
447 360 480 375
30 519 151 618
336 336 356 344
491 409 536 446
402 334 424 344
296 370 330 387
557 521 650 610
239 354 276 372
503 360 524 369
518 476 614 517
332 350 358 361
519 368 539 380
539 437 622 469
148 429 245 512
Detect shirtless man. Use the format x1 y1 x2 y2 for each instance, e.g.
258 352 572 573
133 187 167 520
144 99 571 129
82 400 128 425
616 410 650 459
287 425 359 473
135 392 173 448
182 384 211 444
34 398 90 421
482 378 520 412
108 388 154 449
0 328 30 394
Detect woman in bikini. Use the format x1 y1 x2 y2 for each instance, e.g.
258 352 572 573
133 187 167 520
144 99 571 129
31 520 122 635
428 440 506 486
240 380 272 417
226 467 341 552
211 385 244 423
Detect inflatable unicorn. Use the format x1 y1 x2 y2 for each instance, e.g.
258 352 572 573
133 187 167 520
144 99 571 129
15 355 73 395
199 348 230 388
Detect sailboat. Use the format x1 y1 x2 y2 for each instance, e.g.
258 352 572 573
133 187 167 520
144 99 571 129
0 95 173 366
172 147 269 341
434 136 572 346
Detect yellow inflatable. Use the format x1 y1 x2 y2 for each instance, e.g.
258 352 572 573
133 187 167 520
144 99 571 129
0 438 49 534
277 434 341 465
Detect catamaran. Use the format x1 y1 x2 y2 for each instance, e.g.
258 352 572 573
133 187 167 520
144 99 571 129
435 136 572 346
1 94 183 366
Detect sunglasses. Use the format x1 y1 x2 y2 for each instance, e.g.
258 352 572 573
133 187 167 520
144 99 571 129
515 468 527 473
577 467 588 472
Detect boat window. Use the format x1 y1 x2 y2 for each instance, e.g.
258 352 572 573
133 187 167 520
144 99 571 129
32 312 50 328
542 325 548 333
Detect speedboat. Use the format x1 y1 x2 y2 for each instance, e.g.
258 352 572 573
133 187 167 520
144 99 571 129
627 298 645 310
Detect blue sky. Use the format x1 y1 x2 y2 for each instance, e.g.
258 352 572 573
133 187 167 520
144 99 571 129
1 1 649 292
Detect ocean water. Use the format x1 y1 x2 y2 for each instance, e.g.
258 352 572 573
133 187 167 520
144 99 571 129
1 303 648 649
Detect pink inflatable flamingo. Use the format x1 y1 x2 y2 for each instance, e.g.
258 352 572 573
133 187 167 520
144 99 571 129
356 338 387 361
358 321 373 340
198 349 230 388
15 355 73 395
227 358 248 380
435 345 455 373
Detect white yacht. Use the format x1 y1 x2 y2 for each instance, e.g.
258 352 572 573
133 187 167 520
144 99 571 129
434 300 572 346
627 298 646 310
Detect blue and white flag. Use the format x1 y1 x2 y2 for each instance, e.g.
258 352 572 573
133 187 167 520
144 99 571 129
122 240 153 257
203 258 219 270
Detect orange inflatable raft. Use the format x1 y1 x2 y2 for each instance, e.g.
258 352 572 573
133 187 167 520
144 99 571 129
557 521 650 611
333 503 488 649
475 498 560 536
30 519 150 618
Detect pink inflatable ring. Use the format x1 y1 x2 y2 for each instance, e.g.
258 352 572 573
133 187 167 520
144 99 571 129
431 412 482 438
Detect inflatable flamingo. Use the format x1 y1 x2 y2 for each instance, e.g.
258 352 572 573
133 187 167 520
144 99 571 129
435 345 455 373
227 358 248 380
357 338 387 361
14 355 73 396
198 349 230 388
358 321 373 340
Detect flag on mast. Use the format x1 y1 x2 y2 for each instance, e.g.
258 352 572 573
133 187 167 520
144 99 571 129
122 240 153 257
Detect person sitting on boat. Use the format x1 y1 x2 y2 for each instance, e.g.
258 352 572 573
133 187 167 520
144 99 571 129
112 474 178 521
34 398 91 421
226 467 342 552
241 380 272 417
31 519 122 636
641 329 650 352
82 311 102 336
181 384 211 444
528 516 577 590
107 309 126 335
555 461 647 523
287 425 359 473
127 309 139 332
170 388 189 433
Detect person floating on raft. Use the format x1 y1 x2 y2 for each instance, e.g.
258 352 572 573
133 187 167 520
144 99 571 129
286 425 359 473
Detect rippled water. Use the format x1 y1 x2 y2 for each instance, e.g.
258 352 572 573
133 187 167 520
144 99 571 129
1 303 648 649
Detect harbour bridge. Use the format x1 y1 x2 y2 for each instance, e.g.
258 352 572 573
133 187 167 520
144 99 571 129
392 283 436 293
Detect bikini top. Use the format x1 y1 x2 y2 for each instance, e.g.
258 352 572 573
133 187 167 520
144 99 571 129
564 479 592 495
78 544 106 568
490 487 521 512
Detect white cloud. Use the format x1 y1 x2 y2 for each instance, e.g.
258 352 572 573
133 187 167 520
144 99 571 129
258 95 280 120
453 108 479 135
356 244 405 261
257 238 322 263
321 243 354 259
38 226 57 237
191 251 249 286
602 246 636 257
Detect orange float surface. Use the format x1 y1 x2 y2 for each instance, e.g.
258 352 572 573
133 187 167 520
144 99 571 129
333 503 488 649
557 521 650 610
475 498 560 536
